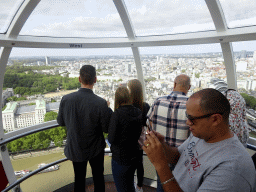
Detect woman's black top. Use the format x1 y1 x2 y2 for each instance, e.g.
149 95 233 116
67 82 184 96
132 102 150 126
108 105 142 165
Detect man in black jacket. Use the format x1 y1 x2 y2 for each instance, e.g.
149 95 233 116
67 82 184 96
57 65 112 192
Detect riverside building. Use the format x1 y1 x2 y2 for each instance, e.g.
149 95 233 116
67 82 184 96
2 100 59 132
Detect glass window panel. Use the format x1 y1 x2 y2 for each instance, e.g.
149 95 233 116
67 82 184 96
8 48 134 111
125 0 215 36
139 44 223 105
4 47 141 190
0 0 24 33
10 146 113 191
231 41 256 138
232 41 256 91
20 0 127 37
219 0 256 28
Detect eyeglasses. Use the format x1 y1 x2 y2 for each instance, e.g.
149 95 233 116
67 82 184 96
185 112 223 125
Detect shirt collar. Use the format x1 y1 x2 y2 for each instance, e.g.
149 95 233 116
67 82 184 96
170 91 186 96
79 88 93 93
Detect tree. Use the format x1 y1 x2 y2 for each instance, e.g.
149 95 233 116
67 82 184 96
44 111 67 147
47 126 67 147
195 73 200 78
44 111 58 122
241 93 256 109
2 105 7 111
33 131 51 150
7 138 23 152
22 135 34 151
6 96 18 102
16 97 27 101
145 77 156 82
14 87 30 95
45 84 57 92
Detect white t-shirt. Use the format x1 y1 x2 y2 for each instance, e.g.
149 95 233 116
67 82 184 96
173 134 256 192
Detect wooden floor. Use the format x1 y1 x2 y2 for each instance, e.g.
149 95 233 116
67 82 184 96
54 181 156 192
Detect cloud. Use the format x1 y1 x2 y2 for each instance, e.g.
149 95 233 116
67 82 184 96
21 13 127 37
0 0 24 32
127 0 214 33
19 0 215 36
2 0 256 37
219 0 256 27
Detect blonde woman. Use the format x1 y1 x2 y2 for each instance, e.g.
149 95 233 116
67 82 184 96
128 79 150 192
108 86 142 192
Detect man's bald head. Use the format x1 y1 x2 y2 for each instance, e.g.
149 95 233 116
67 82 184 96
174 74 191 94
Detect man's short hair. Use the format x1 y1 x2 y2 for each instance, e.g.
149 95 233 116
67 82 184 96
80 65 96 85
191 88 230 122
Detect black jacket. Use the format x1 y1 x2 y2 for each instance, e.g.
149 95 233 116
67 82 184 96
108 105 142 165
57 88 112 162
132 102 150 126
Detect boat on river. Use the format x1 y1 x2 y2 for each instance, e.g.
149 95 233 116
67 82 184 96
14 170 31 178
38 163 60 173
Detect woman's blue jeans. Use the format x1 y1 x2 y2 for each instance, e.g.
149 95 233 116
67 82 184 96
112 159 136 192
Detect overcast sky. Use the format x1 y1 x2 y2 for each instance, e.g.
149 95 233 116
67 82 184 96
1 0 256 56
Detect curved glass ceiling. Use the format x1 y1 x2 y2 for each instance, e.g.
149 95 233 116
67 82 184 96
19 0 127 37
19 0 216 37
0 0 24 33
219 0 256 28
1 0 256 38
125 0 215 36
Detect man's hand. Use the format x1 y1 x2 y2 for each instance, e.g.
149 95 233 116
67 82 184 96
143 131 183 192
152 130 165 143
142 131 168 170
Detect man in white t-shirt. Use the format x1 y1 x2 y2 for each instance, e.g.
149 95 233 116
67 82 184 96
143 88 256 192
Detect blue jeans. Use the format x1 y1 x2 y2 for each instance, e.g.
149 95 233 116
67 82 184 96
112 159 136 192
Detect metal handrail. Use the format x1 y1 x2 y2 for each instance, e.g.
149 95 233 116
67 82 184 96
247 143 256 151
2 157 68 192
0 123 59 146
1 122 256 192
2 148 112 192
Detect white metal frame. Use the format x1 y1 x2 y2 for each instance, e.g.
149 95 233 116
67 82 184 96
1 26 256 48
0 1 40 191
205 0 236 89
113 0 146 98
0 0 256 191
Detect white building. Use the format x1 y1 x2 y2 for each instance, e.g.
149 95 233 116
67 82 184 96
45 56 51 65
126 63 132 73
69 71 79 78
2 100 60 132
236 61 248 72
253 51 256 65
